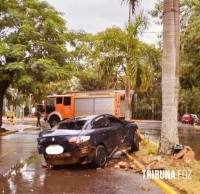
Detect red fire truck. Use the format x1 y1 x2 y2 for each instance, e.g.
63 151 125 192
44 91 125 127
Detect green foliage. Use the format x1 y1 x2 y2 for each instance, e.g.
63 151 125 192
179 88 200 115
91 16 161 92
179 1 200 115
0 0 164 124
75 70 103 91
141 137 157 155
0 0 72 93
150 0 200 117
181 1 200 67
0 0 73 127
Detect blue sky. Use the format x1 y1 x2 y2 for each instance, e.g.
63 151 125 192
45 0 161 44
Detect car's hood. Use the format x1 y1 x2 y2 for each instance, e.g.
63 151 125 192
39 129 82 137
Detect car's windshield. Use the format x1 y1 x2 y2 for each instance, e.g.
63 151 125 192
54 120 87 130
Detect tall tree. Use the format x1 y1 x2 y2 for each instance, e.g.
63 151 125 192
92 19 158 111
121 0 142 120
158 0 180 154
0 0 72 131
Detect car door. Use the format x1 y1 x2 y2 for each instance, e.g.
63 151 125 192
105 115 126 148
91 116 114 154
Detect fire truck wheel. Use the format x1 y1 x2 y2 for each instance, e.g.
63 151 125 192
49 116 60 128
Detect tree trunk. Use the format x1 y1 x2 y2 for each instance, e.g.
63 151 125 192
0 81 10 132
158 0 180 154
0 92 4 131
125 76 132 121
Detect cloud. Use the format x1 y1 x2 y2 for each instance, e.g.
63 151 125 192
46 0 130 32
45 0 160 44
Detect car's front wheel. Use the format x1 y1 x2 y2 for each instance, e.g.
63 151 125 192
92 145 107 168
129 133 139 153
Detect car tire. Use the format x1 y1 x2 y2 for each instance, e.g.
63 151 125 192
49 116 60 128
129 134 139 153
92 145 107 168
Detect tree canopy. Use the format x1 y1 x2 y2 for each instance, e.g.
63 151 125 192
0 0 73 129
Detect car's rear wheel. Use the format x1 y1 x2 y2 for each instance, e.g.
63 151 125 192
92 145 107 168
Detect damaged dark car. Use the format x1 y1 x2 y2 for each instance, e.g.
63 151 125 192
37 114 139 168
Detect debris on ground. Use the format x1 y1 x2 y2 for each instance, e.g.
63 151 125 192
148 155 163 163
114 160 139 171
112 151 125 159
132 137 200 194
118 161 129 169
129 163 136 170
139 184 151 191
173 145 195 163
42 164 53 169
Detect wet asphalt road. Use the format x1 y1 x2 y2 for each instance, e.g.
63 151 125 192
0 121 163 194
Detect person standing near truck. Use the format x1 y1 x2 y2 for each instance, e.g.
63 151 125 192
35 110 42 127
35 104 45 128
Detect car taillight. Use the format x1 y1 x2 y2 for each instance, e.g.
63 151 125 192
76 136 90 144
68 137 77 145
68 136 90 145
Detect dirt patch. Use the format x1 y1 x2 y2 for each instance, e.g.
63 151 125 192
132 137 200 194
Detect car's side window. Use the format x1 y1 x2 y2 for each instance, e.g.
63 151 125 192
92 117 109 129
106 116 123 126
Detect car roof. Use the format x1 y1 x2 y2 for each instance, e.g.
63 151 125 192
74 115 98 120
75 114 116 120
57 114 116 130
60 114 117 125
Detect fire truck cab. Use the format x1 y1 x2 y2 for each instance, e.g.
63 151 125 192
44 92 125 128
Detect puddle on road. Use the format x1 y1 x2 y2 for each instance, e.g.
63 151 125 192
0 151 129 194
0 153 40 194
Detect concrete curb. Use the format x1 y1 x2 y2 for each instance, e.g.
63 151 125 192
0 130 19 136
0 126 36 136
23 126 36 131
122 151 178 194
193 125 200 130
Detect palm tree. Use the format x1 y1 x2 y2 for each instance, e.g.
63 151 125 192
124 14 149 120
93 13 152 119
122 0 180 153
158 0 180 154
121 0 141 14
121 0 143 120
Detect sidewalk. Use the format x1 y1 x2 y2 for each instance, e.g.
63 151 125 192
1 117 36 136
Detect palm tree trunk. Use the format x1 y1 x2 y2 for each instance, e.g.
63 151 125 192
158 0 180 154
